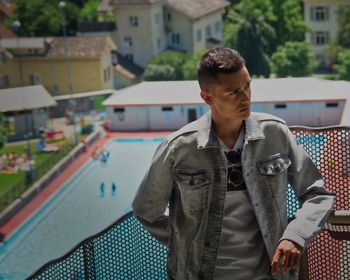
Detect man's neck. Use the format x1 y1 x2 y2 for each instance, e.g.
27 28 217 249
212 114 244 149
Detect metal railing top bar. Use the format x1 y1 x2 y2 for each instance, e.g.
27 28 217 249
289 125 350 132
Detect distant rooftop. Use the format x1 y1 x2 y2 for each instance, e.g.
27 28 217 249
0 37 53 49
167 0 230 19
110 0 162 5
0 0 11 17
47 36 116 58
115 53 144 80
0 24 15 39
0 85 56 112
103 78 350 107
0 36 116 58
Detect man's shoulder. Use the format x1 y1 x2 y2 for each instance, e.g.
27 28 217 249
251 112 287 126
165 120 198 144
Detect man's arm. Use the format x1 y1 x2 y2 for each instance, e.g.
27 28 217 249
132 139 174 246
272 127 335 275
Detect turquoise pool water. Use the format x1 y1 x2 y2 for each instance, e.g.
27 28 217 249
0 138 162 280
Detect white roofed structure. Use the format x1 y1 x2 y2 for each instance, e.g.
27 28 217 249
0 85 56 112
103 78 350 131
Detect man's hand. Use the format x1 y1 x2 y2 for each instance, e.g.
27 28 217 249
271 240 302 276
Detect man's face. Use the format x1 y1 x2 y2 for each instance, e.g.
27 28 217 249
201 66 252 121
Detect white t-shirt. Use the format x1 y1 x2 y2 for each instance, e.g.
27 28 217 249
213 129 272 280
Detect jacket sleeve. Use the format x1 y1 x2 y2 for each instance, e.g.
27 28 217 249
132 138 174 246
281 127 336 249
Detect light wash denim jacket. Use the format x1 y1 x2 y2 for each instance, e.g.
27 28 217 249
132 112 335 280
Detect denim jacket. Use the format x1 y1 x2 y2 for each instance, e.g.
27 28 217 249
132 112 335 280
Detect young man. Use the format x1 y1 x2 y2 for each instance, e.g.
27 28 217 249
132 48 335 279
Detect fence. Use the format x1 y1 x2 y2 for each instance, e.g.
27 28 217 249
27 126 350 280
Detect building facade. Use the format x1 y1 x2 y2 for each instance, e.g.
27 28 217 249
303 0 350 68
103 79 350 131
109 0 229 68
0 36 116 95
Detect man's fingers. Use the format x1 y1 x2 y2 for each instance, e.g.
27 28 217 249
271 250 282 275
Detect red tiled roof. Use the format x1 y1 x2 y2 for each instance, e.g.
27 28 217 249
167 0 230 19
47 36 116 58
110 0 161 5
0 24 16 38
0 1 11 17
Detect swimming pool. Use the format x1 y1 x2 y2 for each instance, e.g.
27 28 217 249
0 138 163 280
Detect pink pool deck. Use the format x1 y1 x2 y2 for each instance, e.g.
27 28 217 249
0 131 172 240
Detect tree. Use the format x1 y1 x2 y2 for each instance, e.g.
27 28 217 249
147 51 190 80
333 49 350 81
224 0 276 77
143 64 177 81
337 6 350 48
9 0 80 36
182 50 206 80
270 0 307 46
270 41 315 77
0 114 6 150
79 0 100 22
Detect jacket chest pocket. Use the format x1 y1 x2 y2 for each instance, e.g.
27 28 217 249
256 153 291 197
174 169 211 213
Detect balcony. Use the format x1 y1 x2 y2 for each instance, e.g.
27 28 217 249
27 126 350 280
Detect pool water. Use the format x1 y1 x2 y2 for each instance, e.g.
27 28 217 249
0 138 162 280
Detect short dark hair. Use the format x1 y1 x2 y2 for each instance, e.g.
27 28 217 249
197 48 245 91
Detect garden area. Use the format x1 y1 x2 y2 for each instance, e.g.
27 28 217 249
0 138 74 213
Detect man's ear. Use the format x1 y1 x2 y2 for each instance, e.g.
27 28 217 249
200 90 212 105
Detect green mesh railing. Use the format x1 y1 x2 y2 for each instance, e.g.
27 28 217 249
27 126 350 280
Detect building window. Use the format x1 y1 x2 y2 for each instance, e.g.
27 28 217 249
196 29 202 42
124 36 133 47
172 33 180 45
108 66 111 80
29 73 41 85
313 31 329 46
167 12 172 21
275 104 287 109
162 107 173 111
0 51 6 64
125 54 133 62
157 38 162 51
155 13 160 25
129 16 138 27
114 108 125 113
104 69 107 83
111 51 118 65
310 6 329 21
205 25 212 38
215 21 221 34
0 75 9 88
326 102 338 108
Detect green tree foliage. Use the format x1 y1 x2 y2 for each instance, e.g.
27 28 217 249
79 0 100 22
270 0 307 46
270 41 315 77
0 114 6 150
337 6 350 48
224 0 276 77
9 0 80 36
147 51 190 80
333 49 350 81
182 50 206 80
143 64 177 81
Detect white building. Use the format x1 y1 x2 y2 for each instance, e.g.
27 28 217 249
103 78 350 131
107 0 230 68
303 0 350 68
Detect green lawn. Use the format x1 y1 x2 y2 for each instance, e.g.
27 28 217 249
0 139 73 208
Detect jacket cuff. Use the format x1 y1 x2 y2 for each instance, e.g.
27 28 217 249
280 229 307 250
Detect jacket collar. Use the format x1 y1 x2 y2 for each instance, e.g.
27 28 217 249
197 111 265 149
